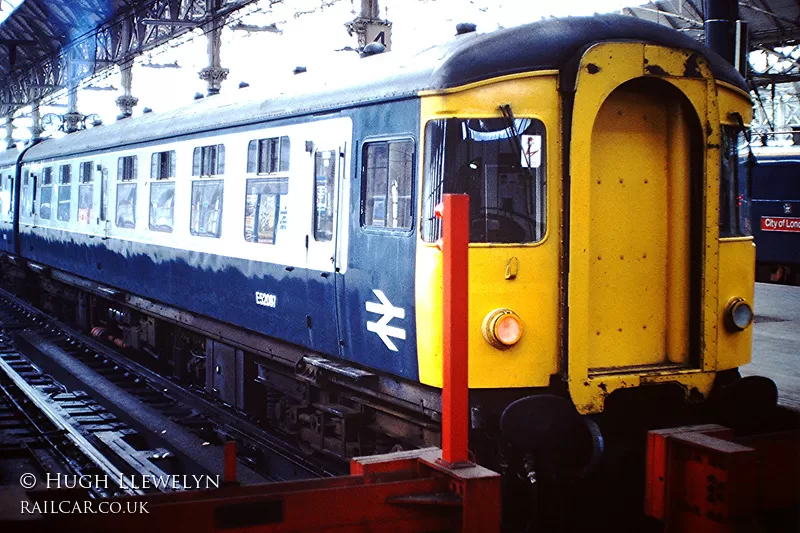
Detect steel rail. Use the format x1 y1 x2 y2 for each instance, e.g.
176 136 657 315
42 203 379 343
0 356 142 496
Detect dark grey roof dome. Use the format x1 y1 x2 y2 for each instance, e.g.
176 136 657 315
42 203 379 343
430 14 747 92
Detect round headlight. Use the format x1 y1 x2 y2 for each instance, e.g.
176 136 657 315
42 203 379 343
482 309 523 348
725 298 754 332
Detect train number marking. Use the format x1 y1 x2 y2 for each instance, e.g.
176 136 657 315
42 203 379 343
365 289 406 351
255 291 277 308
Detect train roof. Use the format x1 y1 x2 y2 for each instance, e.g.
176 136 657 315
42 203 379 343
751 145 800 162
0 147 19 168
24 14 747 163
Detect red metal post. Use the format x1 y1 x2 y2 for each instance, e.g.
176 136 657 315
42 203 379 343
436 194 470 466
223 441 237 484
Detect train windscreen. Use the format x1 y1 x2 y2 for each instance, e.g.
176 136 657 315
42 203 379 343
422 118 546 244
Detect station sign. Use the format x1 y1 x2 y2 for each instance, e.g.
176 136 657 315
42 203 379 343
760 216 800 233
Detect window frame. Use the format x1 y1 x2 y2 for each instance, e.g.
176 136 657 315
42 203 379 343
79 161 94 183
247 136 290 175
420 117 548 244
192 144 225 177
21 169 33 217
360 136 416 233
312 149 338 243
151 150 176 180
115 155 138 229
719 125 752 238
5 175 11 216
243 177 289 245
39 167 53 220
149 181 176 233
77 161 94 225
189 178 224 238
117 155 138 182
57 163 72 222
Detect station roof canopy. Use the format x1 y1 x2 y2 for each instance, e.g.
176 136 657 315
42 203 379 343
624 0 800 47
0 0 257 113
0 0 129 79
0 0 799 109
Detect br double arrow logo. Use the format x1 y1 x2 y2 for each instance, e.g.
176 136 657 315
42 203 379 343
365 289 406 351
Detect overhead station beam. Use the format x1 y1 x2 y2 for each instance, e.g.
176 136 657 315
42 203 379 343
0 0 263 120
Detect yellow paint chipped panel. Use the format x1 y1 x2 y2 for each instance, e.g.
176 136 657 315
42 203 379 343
566 42 739 414
415 74 562 389
717 239 755 369
643 45 713 79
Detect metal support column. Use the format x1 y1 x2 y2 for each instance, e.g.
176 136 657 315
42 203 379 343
199 0 229 96
115 21 138 119
345 0 392 51
62 53 84 133
4 114 14 149
29 99 43 141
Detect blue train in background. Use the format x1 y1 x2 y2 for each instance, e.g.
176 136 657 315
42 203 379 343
750 144 800 285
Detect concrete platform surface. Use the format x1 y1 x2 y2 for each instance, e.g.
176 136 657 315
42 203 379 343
740 282 800 410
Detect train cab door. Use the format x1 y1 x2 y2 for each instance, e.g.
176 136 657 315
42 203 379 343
566 43 716 413
306 142 346 355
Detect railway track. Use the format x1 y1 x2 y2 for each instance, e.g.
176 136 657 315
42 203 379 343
0 288 345 499
0 339 135 499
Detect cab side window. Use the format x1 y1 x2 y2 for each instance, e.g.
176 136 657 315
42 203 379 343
720 127 751 237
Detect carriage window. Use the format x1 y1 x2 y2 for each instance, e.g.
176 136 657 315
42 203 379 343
116 156 137 228
116 183 136 228
720 126 751 237
80 161 93 183
313 150 336 242
0 175 9 218
422 118 547 243
190 179 223 238
78 183 93 224
78 162 93 223
118 155 137 181
0 175 5 219
151 150 176 179
6 175 12 215
57 164 72 222
149 151 176 232
192 144 225 176
150 182 175 233
244 178 288 244
22 170 33 217
247 136 290 174
40 167 53 220
362 140 414 229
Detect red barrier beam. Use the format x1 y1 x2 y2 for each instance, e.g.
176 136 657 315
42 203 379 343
223 441 237 484
436 194 470 466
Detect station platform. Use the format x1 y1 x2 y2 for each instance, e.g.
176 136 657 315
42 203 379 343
741 282 800 410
